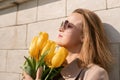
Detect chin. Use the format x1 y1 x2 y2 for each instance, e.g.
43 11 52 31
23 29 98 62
56 41 63 46
55 41 64 47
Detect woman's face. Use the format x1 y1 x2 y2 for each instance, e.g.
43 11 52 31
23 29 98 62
56 13 83 48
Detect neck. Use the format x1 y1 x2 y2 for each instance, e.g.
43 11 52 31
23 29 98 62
66 53 79 64
65 44 82 64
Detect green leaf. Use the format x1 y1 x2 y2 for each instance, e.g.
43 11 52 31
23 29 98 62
30 57 37 79
49 67 63 79
36 50 49 71
41 67 50 79
24 56 33 68
22 56 36 79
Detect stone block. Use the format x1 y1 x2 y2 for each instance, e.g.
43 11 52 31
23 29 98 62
38 0 65 20
17 0 37 24
0 72 19 80
67 0 106 15
7 50 28 73
0 25 27 49
107 0 120 8
0 7 17 27
0 50 7 71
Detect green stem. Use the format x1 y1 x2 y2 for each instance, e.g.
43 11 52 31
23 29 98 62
44 68 53 80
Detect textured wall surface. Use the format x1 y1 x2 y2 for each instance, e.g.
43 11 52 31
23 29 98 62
0 0 120 80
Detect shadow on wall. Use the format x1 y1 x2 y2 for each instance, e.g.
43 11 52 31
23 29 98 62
103 23 120 43
0 0 60 15
103 23 120 80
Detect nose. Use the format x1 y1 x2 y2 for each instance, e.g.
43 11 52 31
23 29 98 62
59 26 64 32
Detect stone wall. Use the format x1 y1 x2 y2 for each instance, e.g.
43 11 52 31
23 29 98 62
0 0 120 80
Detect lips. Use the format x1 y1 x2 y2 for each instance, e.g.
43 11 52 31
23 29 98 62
58 34 63 38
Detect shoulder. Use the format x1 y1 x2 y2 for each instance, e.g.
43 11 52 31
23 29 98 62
84 64 109 80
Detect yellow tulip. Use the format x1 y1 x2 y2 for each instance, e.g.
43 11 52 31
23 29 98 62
29 32 48 60
50 46 68 68
29 31 48 61
37 32 48 51
45 42 56 66
41 40 52 56
29 36 39 60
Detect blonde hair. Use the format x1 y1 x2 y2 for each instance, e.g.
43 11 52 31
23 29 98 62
73 8 113 72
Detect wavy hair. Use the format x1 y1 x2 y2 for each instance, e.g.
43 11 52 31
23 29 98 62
73 8 113 72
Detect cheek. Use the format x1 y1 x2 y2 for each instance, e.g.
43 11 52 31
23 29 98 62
56 29 82 47
55 32 72 47
56 32 80 47
68 30 82 45
63 34 72 44
68 34 80 45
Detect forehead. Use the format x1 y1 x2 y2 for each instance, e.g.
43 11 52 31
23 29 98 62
67 13 83 26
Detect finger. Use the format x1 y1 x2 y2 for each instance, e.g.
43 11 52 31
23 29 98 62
36 67 43 79
22 71 33 80
22 71 25 80
23 71 27 76
22 75 25 80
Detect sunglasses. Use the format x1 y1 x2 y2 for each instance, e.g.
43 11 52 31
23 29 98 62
60 20 74 30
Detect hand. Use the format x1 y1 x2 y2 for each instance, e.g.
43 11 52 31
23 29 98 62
22 67 43 80
36 67 43 80
22 71 33 80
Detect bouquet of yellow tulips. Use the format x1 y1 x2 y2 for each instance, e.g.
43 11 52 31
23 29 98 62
22 32 68 80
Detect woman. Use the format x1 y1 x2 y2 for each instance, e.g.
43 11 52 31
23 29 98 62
23 8 113 80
